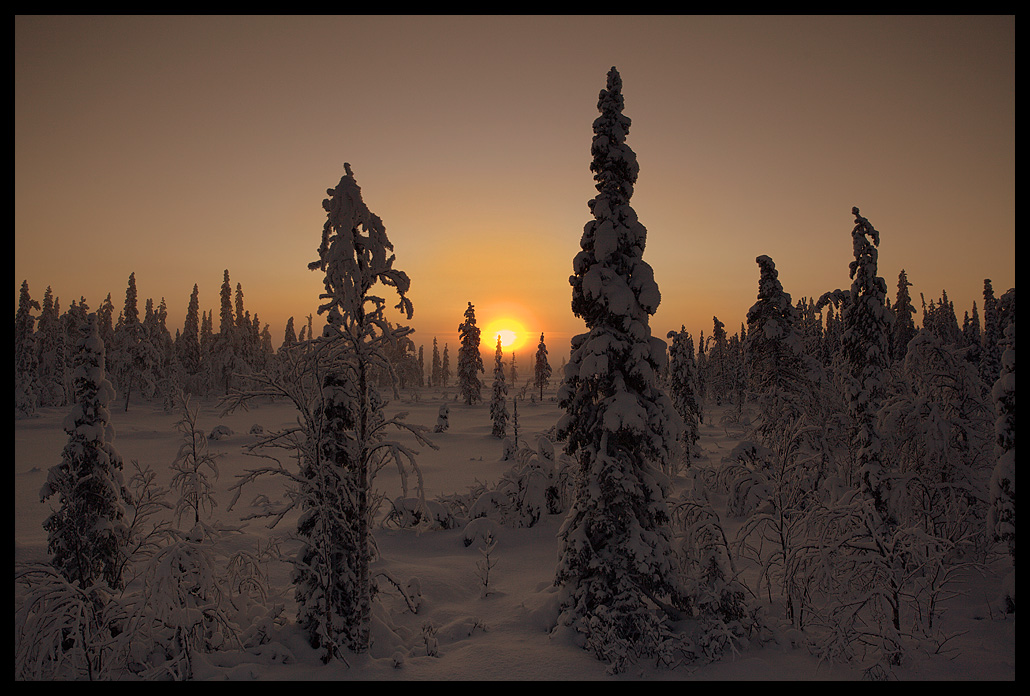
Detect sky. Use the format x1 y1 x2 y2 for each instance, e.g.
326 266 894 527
15 15 1015 365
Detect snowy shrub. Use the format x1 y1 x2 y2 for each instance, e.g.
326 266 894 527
732 419 827 629
384 496 457 530
207 424 233 440
433 404 450 433
14 563 131 681
501 436 515 461
715 441 774 518
468 445 554 529
133 530 243 680
462 516 502 548
670 496 763 662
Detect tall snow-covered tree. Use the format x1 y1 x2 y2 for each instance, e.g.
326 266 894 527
36 286 68 407
14 280 42 417
442 343 451 387
667 326 702 465
490 336 509 438
744 255 809 443
841 207 894 522
705 316 731 403
281 316 297 354
892 269 917 362
212 269 240 394
554 66 685 673
509 350 518 386
111 272 150 411
178 284 202 377
40 313 131 591
431 337 442 387
534 332 552 401
988 321 1015 612
299 162 423 660
980 278 1003 390
457 302 485 405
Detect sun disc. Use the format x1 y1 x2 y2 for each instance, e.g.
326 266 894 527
484 317 528 353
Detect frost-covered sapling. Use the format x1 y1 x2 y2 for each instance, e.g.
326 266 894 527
434 403 450 432
136 388 246 680
475 531 498 598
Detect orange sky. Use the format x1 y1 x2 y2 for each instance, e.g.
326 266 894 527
15 15 1014 364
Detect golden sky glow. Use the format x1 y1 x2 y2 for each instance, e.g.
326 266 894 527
15 16 1015 364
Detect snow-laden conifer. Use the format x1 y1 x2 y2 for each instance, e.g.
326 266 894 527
892 269 917 362
212 269 241 394
979 278 1003 390
744 255 810 443
431 336 442 387
534 332 552 401
178 284 202 377
36 286 68 407
40 312 131 591
490 335 509 438
554 66 685 673
667 326 703 466
987 321 1015 613
841 207 894 523
222 163 432 664
457 302 485 405
706 316 731 404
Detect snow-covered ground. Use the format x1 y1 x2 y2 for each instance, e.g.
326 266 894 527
14 388 1015 680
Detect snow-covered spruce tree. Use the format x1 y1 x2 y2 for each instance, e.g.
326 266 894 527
803 208 918 670
892 269 917 363
706 316 731 404
431 336 442 387
490 335 510 438
534 332 552 401
979 278 1003 391
177 284 202 380
15 280 42 417
40 312 132 591
841 207 894 525
36 286 68 407
744 255 810 445
667 326 703 467
509 349 518 386
442 343 451 387
219 163 435 663
297 162 419 659
987 321 1015 613
280 316 298 354
457 302 485 405
212 269 242 395
553 66 686 673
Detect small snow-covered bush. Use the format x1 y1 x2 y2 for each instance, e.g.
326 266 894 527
462 516 501 548
207 424 233 440
383 496 457 530
14 564 130 681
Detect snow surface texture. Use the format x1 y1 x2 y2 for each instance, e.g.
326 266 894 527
15 392 1015 680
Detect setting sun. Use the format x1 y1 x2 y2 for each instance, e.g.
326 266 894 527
483 316 528 354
